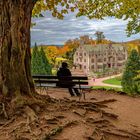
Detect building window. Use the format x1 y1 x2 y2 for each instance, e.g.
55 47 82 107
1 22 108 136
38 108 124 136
84 66 86 69
84 53 86 56
76 52 78 55
91 59 94 63
98 59 102 62
98 65 102 69
84 59 86 62
91 65 94 69
76 58 78 61
117 63 122 66
104 58 106 61
118 57 122 61
79 53 82 56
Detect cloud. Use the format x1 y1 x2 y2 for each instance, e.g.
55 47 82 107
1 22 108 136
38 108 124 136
31 11 140 46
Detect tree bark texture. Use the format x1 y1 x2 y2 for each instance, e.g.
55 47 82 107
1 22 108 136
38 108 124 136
0 0 35 96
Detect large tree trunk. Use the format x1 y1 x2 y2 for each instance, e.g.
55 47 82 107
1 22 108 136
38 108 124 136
0 0 35 96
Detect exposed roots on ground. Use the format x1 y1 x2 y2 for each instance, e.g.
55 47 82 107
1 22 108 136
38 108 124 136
0 93 139 140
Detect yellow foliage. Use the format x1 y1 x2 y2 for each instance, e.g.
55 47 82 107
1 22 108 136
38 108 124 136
127 43 139 55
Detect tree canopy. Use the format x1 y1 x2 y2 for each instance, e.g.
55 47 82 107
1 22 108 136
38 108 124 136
32 0 140 37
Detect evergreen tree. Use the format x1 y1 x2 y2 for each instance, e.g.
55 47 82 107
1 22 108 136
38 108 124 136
31 43 41 74
31 44 52 75
121 49 140 94
39 47 52 75
133 71 140 94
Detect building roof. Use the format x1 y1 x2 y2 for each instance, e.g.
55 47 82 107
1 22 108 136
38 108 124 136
81 44 125 53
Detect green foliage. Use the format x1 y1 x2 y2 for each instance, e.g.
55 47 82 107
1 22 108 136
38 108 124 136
115 76 122 81
95 31 105 43
103 77 121 86
33 0 140 37
138 45 140 56
31 43 52 75
63 49 75 61
121 49 140 95
133 70 140 94
91 86 122 92
40 47 52 75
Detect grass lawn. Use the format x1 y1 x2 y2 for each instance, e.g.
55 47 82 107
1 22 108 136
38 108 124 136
92 86 122 92
103 77 121 86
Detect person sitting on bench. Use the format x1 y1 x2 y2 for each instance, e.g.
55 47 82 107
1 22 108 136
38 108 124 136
57 62 81 97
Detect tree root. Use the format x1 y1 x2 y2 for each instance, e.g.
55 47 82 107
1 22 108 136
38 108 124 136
116 128 140 139
101 110 118 119
0 103 8 119
0 117 15 129
44 126 63 140
0 94 139 140
94 99 117 104
43 120 78 140
102 130 133 138
24 106 38 123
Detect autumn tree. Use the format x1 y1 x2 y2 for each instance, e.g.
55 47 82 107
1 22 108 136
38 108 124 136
45 46 59 66
138 45 140 56
0 0 140 97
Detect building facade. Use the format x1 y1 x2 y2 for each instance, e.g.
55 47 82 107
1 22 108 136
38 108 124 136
73 43 128 74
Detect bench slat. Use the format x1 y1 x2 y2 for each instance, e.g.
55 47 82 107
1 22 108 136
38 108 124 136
32 75 88 80
34 79 88 85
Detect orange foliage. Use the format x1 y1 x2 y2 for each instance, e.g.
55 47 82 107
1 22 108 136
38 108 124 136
58 45 70 55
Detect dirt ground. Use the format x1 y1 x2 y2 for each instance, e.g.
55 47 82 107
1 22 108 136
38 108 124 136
0 89 140 140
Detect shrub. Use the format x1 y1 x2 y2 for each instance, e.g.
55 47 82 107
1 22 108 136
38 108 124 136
115 76 122 81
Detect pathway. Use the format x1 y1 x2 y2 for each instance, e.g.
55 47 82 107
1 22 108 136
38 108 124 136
71 68 122 88
88 74 122 88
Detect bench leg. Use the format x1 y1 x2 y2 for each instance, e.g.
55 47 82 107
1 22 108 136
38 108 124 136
83 92 86 100
42 87 49 95
79 89 86 100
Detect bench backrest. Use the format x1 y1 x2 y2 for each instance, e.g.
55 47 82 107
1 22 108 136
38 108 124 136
32 75 88 86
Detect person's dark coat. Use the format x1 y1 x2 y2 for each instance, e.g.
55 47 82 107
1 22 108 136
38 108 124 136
57 67 74 87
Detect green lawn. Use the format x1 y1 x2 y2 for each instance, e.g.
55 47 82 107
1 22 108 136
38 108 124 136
103 77 121 86
92 86 122 92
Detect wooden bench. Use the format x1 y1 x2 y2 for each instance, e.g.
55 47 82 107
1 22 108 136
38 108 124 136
32 75 91 99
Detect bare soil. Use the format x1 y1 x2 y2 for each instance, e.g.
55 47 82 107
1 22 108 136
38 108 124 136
0 89 140 140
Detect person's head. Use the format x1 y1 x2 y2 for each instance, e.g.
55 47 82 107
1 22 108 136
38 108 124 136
62 62 68 68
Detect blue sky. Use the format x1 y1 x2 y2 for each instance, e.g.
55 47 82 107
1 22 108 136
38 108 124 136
31 11 140 46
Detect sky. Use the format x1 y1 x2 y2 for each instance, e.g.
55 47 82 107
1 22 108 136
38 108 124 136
31 11 140 46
